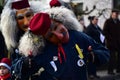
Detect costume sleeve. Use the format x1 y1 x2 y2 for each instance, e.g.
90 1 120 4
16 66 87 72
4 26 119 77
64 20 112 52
84 34 110 66
76 32 110 66
103 20 112 40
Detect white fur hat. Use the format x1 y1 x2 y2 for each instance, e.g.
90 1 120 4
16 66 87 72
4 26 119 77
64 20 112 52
0 58 11 70
46 6 83 31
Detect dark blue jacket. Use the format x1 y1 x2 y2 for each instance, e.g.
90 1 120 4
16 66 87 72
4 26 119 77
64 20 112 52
11 30 109 80
34 30 109 80
85 23 105 45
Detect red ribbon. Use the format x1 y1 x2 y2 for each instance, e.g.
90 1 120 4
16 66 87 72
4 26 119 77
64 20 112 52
58 44 66 64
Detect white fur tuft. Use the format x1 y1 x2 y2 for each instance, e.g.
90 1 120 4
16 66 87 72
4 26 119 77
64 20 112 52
0 7 18 50
18 32 45 57
46 7 83 32
29 1 50 13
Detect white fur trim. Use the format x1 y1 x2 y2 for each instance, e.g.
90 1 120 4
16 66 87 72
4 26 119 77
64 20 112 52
46 6 83 32
0 63 10 70
18 32 45 57
29 1 50 13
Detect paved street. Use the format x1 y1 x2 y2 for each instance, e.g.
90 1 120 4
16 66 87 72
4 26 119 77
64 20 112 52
88 70 120 80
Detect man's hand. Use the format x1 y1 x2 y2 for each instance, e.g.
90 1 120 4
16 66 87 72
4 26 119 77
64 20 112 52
88 46 95 63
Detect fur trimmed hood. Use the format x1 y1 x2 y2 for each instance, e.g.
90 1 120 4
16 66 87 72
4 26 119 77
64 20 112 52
45 6 83 31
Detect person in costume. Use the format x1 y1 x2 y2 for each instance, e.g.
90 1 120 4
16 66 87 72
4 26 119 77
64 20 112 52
0 58 11 80
11 7 110 80
0 0 48 59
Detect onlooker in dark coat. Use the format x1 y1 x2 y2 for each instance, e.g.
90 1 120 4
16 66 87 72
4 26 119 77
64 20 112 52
103 9 120 75
85 16 105 79
85 16 105 45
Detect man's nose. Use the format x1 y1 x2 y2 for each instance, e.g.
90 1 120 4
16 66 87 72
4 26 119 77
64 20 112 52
52 31 63 40
24 17 29 26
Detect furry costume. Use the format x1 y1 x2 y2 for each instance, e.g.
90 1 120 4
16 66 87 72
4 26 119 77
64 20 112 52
18 32 45 57
18 6 83 57
0 0 49 51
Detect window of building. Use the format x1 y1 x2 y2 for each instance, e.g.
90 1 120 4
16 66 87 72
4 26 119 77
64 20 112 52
113 0 120 10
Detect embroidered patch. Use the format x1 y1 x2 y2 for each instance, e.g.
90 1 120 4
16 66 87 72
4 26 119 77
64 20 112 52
53 56 58 61
50 61 57 72
77 59 85 67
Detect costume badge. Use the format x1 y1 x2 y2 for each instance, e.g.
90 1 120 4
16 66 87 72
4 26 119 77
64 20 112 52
53 56 58 61
50 61 57 72
15 49 19 54
77 59 85 67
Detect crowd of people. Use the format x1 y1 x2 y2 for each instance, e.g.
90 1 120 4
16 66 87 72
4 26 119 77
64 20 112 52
0 0 119 80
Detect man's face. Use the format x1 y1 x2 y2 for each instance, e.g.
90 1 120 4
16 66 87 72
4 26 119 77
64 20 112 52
111 12 119 19
92 17 98 25
45 20 69 44
16 8 34 32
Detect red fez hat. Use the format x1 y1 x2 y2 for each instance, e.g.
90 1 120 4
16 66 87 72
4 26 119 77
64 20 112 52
12 0 30 9
50 0 61 7
0 58 11 70
29 13 51 35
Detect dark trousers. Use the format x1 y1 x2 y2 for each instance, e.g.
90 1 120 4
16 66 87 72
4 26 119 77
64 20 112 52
108 49 120 73
87 62 96 76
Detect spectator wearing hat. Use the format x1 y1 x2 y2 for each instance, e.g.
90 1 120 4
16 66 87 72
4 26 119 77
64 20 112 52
12 7 109 80
103 9 120 75
0 0 47 59
0 58 11 80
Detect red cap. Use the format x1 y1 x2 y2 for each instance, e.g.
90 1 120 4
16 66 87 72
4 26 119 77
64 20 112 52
50 0 61 7
12 0 30 10
29 13 51 35
0 58 11 70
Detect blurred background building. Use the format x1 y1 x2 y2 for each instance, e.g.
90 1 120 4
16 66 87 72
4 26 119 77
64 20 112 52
70 0 120 29
40 0 120 29
0 0 120 29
